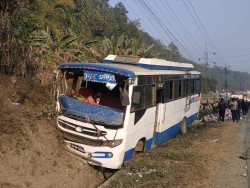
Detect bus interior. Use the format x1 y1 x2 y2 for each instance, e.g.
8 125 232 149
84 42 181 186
57 68 129 127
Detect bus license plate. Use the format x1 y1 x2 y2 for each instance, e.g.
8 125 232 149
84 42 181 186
70 144 85 153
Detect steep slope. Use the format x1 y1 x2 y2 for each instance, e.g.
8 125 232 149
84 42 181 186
0 75 104 188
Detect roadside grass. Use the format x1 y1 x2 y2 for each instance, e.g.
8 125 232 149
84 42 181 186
108 120 220 188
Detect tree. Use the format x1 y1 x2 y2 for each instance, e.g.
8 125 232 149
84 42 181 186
168 42 181 61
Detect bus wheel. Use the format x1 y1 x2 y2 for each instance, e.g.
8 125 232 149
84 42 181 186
133 140 144 156
180 118 187 135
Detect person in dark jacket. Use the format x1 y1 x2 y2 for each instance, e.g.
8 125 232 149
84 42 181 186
246 100 249 113
236 98 241 120
218 98 226 122
242 99 247 116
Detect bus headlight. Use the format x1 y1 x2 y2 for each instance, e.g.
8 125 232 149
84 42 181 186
102 139 123 148
87 153 92 158
107 152 113 158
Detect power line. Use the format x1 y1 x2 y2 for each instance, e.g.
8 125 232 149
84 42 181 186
188 1 218 53
220 53 250 59
133 0 172 45
184 0 228 66
152 0 199 59
220 59 250 63
220 47 250 54
182 0 207 42
138 0 196 61
123 1 159 40
162 0 203 56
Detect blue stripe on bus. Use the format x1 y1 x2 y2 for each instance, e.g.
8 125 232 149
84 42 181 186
136 64 193 71
123 112 199 164
91 152 112 158
103 60 194 71
187 112 199 127
123 148 134 163
146 138 153 151
154 122 181 145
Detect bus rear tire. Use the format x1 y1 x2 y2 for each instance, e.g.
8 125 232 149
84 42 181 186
180 118 187 135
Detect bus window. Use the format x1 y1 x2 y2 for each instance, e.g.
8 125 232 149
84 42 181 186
195 79 201 94
174 80 179 99
188 79 195 95
183 79 188 96
164 81 170 102
170 81 174 100
131 86 146 111
132 92 140 104
156 88 164 104
146 85 156 107
163 80 174 101
178 80 182 98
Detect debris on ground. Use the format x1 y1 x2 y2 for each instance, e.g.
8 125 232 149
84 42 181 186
210 139 220 143
204 108 232 122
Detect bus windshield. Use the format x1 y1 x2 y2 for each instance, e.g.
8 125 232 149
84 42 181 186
56 68 129 127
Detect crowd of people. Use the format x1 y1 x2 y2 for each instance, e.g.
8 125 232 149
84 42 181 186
204 97 250 123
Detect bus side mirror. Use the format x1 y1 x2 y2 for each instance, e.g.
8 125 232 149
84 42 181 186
119 87 130 106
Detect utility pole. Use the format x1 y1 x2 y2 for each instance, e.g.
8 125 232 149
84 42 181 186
200 42 216 78
224 64 230 99
204 43 209 76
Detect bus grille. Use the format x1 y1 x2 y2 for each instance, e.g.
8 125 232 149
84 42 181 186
58 119 107 137
62 111 88 123
59 129 104 146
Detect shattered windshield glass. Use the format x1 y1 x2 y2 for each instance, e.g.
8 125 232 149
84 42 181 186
57 69 130 126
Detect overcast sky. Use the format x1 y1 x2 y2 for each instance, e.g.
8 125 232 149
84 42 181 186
109 0 250 73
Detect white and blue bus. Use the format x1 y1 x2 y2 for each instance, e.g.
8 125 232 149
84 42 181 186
56 55 201 170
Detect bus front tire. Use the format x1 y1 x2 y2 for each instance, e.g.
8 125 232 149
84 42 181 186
180 118 187 135
133 140 144 156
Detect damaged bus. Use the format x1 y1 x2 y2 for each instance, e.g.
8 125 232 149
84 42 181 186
56 55 201 170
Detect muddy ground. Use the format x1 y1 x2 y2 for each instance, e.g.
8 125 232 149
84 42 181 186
0 75 248 188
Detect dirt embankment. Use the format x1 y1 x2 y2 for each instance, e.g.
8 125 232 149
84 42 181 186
0 76 104 188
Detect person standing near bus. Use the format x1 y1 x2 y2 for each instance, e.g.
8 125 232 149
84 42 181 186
241 99 247 116
213 101 219 113
236 98 241 120
218 98 226 122
230 98 239 123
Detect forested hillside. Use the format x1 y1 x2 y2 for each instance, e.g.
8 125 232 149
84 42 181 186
0 0 249 92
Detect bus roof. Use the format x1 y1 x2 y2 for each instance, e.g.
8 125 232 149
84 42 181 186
59 62 136 78
59 56 200 79
103 55 194 71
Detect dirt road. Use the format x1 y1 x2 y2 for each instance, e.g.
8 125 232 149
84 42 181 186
213 116 248 188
